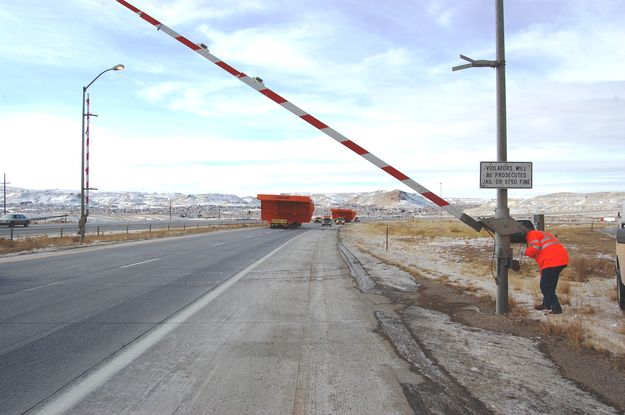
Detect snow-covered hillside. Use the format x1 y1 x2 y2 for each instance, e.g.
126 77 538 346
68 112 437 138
4 187 624 218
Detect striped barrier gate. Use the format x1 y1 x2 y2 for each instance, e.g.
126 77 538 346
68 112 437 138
115 0 483 232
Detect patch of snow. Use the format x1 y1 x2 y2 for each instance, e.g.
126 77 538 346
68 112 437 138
405 306 619 414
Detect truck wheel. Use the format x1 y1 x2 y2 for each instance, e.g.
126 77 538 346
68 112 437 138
9 222 15 228
617 262 625 311
24 222 29 227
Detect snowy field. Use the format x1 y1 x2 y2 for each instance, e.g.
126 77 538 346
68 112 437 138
341 220 625 357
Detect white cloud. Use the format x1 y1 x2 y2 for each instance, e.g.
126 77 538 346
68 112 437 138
1 0 623 199
0 113 80 190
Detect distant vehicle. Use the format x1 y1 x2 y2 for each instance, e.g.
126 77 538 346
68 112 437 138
510 219 535 243
616 202 625 310
331 208 356 223
257 194 315 229
335 217 345 225
313 216 322 223
321 218 332 227
353 217 360 222
0 213 31 227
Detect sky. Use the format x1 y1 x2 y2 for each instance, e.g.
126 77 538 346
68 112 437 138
1 0 623 199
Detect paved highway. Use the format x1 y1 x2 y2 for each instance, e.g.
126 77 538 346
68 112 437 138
1 225 414 414
0 226 306 414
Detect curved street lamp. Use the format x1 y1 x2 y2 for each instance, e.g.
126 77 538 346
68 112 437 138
79 64 124 241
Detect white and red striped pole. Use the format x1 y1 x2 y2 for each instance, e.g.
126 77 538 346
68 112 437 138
85 94 91 210
115 0 483 231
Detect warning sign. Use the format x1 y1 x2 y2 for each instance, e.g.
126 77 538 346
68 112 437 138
480 162 532 189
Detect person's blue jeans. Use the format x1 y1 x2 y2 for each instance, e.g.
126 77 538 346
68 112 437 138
540 265 566 311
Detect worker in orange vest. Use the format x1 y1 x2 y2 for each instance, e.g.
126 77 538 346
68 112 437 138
524 229 569 314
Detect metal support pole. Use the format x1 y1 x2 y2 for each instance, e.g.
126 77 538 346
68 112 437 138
533 214 545 231
78 64 124 242
3 173 8 215
79 86 87 241
494 0 511 315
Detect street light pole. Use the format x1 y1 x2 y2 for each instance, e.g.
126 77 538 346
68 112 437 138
79 64 124 241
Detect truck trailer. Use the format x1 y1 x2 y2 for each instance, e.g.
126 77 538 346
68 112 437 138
257 194 315 228
331 208 357 223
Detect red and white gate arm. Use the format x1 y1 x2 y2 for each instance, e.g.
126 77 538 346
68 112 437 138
115 0 483 232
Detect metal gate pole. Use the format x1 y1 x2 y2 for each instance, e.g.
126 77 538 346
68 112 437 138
495 0 511 315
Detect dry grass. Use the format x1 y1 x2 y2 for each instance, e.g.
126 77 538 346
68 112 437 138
550 224 615 257
464 283 479 293
508 295 529 317
618 324 625 336
558 279 571 295
564 255 614 282
570 299 597 315
542 315 585 350
0 223 262 255
356 220 490 240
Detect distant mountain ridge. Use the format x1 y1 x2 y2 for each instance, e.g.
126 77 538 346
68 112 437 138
4 187 624 215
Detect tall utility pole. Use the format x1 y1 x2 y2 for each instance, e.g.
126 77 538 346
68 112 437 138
453 0 511 314
494 0 511 314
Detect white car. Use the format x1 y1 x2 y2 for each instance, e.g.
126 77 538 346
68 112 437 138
0 213 31 227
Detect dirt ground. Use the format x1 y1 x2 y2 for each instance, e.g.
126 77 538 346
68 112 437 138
339 223 625 413
398 275 625 412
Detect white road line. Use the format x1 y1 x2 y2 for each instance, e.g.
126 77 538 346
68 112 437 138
211 242 225 247
119 258 160 269
19 281 63 293
34 232 306 415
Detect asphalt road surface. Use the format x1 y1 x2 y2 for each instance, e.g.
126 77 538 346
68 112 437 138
1 225 415 414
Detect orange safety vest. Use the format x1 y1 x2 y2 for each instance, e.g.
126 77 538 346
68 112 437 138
525 230 569 270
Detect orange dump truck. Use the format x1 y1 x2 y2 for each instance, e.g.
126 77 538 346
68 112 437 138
257 194 315 228
331 208 357 223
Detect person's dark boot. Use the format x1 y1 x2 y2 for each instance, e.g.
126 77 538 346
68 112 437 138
549 306 563 314
534 304 549 310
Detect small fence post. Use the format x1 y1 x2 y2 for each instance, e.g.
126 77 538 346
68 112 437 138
126 226 129 235
60 226 64 238
97 226 100 236
10 227 14 241
149 224 152 233
385 225 389 252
